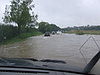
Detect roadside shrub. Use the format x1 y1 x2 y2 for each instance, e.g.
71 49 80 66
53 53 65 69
0 24 18 42
75 30 84 35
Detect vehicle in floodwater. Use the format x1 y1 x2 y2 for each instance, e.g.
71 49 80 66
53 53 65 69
44 32 50 36
0 50 100 75
56 31 62 35
52 31 56 35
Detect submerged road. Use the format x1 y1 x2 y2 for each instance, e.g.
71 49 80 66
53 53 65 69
0 33 100 69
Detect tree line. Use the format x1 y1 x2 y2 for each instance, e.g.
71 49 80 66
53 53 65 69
38 22 61 33
62 25 100 31
0 22 60 42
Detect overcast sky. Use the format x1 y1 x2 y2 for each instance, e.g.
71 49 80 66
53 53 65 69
0 0 100 28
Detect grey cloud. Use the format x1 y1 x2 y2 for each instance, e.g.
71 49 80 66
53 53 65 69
34 0 100 27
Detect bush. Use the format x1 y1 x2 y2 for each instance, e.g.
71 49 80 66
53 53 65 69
0 24 18 42
75 30 84 35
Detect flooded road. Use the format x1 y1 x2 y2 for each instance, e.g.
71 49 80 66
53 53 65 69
0 33 100 68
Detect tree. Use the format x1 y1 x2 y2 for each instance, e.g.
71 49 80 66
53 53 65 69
38 22 61 33
3 0 37 33
38 22 49 33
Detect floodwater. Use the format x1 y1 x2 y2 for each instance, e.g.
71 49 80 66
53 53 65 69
0 33 100 70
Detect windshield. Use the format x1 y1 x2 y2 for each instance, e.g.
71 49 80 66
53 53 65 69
0 0 100 75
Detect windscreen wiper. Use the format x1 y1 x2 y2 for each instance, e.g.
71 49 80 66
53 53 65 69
83 51 100 73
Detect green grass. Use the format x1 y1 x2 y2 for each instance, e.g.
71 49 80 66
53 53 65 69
65 30 100 35
18 31 42 39
0 31 42 45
